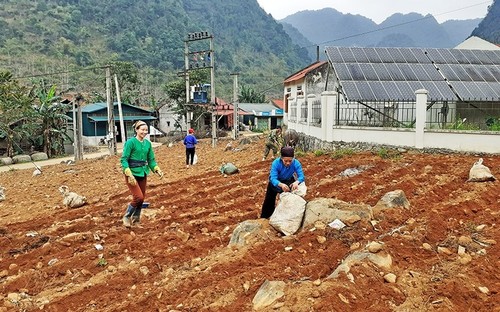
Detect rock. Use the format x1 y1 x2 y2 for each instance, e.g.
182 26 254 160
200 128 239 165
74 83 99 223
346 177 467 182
475 224 487 232
0 157 13 165
313 279 322 286
478 286 489 294
372 190 410 218
0 270 8 278
228 220 263 246
437 247 453 255
316 236 327 244
303 198 372 229
252 280 285 310
367 241 384 253
457 253 472 265
30 152 48 161
422 243 433 251
384 273 397 283
12 155 31 164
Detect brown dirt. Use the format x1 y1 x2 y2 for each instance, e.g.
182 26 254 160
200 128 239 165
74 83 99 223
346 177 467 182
0 136 499 312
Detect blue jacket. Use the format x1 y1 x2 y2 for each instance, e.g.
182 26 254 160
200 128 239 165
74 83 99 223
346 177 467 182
269 158 305 187
183 134 198 148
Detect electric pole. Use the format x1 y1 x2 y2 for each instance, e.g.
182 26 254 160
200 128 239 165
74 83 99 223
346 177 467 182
184 31 216 146
231 73 239 140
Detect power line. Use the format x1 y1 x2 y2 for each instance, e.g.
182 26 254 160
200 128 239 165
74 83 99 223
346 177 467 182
12 65 109 79
298 1 491 49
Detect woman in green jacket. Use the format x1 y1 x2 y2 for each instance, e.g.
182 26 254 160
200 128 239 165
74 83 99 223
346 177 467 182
120 120 163 227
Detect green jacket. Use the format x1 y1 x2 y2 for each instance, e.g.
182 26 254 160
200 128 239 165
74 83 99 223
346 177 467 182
266 129 282 146
120 137 158 177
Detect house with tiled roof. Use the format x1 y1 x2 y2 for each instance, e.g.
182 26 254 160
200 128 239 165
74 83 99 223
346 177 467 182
283 61 328 125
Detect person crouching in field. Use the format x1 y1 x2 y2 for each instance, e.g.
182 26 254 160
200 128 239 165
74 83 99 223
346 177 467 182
262 126 282 161
183 128 198 168
260 146 305 219
120 120 164 227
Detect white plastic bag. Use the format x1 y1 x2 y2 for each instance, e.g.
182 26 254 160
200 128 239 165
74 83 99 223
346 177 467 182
468 158 495 182
193 154 198 165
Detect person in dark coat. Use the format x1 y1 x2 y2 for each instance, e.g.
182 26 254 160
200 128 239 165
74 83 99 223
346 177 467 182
183 128 198 168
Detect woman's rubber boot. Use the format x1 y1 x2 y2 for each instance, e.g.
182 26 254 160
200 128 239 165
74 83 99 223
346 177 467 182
131 208 142 224
122 204 135 228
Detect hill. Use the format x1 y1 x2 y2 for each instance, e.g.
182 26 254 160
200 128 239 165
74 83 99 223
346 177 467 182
0 0 311 101
0 136 498 310
472 0 500 44
281 8 482 51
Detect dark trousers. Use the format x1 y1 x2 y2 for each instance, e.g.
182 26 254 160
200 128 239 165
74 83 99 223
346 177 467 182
126 175 147 210
260 178 295 219
186 147 196 165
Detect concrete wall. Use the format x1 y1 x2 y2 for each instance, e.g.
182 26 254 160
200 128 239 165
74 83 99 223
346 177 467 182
287 90 500 154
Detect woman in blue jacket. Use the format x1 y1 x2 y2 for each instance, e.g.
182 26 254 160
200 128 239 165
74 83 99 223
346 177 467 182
260 146 305 219
183 128 198 168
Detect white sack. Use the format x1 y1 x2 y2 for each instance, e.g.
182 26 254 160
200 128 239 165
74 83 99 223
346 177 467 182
468 158 496 182
269 192 306 236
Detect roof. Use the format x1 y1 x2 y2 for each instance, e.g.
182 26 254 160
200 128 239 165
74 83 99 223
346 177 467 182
455 36 500 51
82 102 153 113
88 116 157 122
271 99 284 109
284 61 328 84
325 46 500 102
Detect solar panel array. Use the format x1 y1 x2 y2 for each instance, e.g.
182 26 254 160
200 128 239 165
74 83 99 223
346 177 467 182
325 46 500 102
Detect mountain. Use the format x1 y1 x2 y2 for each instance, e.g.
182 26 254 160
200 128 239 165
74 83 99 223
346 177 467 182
0 0 311 101
471 0 500 44
281 9 483 52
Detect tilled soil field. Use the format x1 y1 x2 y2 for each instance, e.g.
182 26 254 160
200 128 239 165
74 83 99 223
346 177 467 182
0 135 499 311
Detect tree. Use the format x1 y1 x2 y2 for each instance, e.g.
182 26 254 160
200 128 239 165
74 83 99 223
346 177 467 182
239 85 265 103
30 80 72 157
0 71 34 157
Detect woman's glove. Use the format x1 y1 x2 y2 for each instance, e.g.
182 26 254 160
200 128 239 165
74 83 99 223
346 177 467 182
124 168 137 186
153 166 164 179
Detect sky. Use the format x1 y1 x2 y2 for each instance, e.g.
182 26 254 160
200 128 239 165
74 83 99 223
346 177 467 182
256 0 492 24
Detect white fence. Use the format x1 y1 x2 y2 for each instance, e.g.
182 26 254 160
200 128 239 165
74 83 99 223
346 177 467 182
287 90 500 154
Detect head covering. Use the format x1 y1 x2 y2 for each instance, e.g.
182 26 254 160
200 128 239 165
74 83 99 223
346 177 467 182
188 128 195 134
134 120 147 130
281 146 294 158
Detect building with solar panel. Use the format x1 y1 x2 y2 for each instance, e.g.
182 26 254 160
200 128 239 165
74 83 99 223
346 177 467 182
285 46 500 153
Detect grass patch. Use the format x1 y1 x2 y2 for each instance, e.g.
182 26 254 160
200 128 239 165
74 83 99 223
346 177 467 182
331 148 355 159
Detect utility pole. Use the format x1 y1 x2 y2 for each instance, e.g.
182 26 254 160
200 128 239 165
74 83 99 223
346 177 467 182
184 31 216 146
231 73 239 140
184 40 191 133
209 36 216 147
73 94 84 161
105 66 116 155
114 74 126 143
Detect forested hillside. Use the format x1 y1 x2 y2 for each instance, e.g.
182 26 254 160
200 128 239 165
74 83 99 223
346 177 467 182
0 0 310 102
472 0 500 44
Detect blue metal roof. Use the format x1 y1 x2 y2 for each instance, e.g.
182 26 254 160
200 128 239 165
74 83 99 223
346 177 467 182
82 102 153 113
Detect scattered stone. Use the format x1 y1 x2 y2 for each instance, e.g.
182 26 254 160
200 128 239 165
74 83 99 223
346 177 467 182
475 224 487 232
338 293 349 304
313 279 321 286
457 245 466 255
437 247 453 255
384 273 397 283
284 246 293 252
8 263 18 271
457 253 472 265
458 236 473 246
0 270 8 278
316 236 327 244
139 266 149 275
252 280 285 310
478 286 489 294
311 290 320 298
422 243 433 251
367 241 384 253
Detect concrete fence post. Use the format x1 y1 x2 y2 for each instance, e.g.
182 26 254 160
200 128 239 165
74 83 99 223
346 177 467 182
415 89 428 149
321 91 337 142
